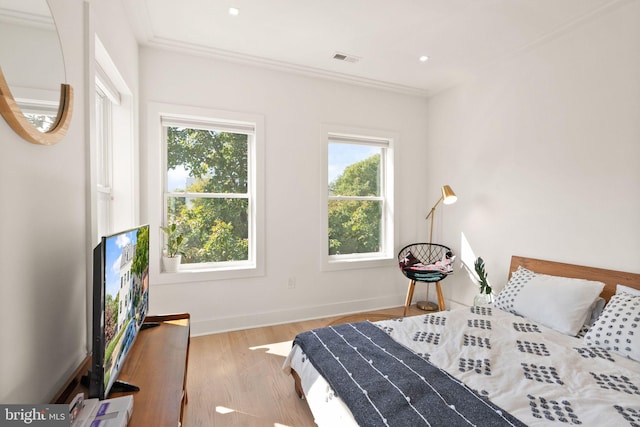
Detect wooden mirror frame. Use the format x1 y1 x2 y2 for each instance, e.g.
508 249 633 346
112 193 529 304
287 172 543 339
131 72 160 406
0 67 73 146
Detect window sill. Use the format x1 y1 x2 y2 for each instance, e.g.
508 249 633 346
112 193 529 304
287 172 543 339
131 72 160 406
153 264 264 285
322 256 396 272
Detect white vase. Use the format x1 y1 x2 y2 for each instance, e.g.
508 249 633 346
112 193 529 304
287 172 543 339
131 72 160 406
162 255 182 273
473 292 494 306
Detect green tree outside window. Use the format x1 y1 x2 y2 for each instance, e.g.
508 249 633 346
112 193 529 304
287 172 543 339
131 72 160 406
165 127 249 264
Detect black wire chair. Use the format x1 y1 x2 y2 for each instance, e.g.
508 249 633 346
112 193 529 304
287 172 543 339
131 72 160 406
398 243 454 316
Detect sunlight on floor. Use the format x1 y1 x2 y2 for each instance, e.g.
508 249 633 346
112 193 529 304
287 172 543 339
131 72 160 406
215 406 293 427
249 340 293 357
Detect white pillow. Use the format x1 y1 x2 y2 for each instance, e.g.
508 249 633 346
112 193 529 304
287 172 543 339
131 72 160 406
584 293 640 362
493 266 537 314
511 274 604 336
575 297 607 338
494 266 605 335
587 297 606 326
616 284 640 297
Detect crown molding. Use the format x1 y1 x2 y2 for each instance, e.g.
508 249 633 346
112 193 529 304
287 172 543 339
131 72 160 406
141 36 431 98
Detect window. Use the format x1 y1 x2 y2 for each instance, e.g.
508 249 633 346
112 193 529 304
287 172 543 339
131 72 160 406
94 82 114 238
16 100 58 132
92 37 136 242
148 103 264 281
323 126 396 269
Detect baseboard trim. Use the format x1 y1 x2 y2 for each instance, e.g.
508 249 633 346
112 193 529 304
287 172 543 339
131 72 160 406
190 294 406 336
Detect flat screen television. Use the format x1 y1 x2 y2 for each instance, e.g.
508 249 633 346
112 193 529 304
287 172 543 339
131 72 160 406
88 224 150 399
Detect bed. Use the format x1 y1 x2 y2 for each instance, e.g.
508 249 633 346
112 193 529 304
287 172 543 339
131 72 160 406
283 256 640 426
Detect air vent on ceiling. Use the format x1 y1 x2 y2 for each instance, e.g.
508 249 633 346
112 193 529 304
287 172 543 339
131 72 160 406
333 52 360 63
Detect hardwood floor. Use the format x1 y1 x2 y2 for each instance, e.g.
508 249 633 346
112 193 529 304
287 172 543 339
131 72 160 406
182 305 427 427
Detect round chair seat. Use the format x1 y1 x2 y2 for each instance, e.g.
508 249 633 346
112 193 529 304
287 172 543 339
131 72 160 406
398 243 454 316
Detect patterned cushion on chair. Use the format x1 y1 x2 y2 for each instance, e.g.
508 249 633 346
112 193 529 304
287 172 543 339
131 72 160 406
399 251 421 269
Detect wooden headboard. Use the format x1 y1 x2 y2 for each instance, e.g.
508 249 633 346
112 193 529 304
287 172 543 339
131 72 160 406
509 256 640 302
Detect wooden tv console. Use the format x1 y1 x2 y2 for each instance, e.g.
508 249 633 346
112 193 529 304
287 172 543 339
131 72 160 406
52 313 190 427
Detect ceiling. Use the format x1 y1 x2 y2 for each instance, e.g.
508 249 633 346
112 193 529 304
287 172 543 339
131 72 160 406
124 0 621 96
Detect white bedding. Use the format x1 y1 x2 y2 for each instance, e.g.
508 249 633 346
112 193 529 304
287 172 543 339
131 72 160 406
283 305 640 426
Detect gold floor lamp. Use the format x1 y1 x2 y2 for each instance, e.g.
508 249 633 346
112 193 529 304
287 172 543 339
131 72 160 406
415 185 457 311
426 185 457 245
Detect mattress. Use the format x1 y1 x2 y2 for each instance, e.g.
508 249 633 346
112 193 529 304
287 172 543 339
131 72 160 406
283 305 640 426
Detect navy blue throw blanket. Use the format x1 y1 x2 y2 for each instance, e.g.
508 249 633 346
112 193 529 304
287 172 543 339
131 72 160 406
294 321 526 427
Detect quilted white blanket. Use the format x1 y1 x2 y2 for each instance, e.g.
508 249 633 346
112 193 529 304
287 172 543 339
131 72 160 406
284 306 640 426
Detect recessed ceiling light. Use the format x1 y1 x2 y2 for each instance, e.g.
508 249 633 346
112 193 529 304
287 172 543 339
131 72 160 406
229 7 240 16
419 55 429 62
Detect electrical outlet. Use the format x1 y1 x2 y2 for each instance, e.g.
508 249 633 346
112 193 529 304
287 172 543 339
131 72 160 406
288 277 296 289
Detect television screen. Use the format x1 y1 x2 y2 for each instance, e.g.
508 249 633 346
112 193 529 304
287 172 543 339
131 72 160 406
89 224 150 399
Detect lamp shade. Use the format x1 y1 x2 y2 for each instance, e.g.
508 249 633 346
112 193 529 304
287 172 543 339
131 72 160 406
441 185 457 205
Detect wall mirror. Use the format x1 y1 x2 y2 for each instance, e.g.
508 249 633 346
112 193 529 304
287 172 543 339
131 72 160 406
0 0 73 145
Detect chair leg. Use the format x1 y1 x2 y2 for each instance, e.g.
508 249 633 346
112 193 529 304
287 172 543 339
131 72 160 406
404 279 416 317
435 281 446 311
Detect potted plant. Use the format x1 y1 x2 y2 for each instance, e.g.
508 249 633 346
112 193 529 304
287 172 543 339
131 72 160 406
162 222 184 273
473 257 494 306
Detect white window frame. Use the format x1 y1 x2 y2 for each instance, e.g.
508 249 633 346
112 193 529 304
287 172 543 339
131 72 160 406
321 124 397 271
146 103 265 284
91 36 137 244
15 99 58 132
94 82 114 239
12 86 60 133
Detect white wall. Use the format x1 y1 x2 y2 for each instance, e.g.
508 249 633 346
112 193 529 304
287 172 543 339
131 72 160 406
4 0 637 403
426 1 640 308
139 48 431 335
0 0 139 404
0 20 63 102
140 1 640 334
0 0 86 404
